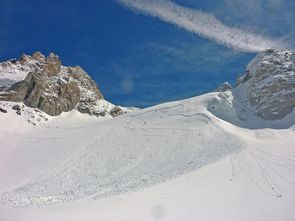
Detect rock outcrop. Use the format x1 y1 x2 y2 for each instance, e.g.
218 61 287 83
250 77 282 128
0 52 132 117
217 82 232 92
237 49 295 120
0 107 7 113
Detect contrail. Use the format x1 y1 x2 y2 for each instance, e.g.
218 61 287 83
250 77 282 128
118 0 284 52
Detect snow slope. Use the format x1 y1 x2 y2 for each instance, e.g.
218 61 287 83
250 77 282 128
0 92 295 220
0 59 32 86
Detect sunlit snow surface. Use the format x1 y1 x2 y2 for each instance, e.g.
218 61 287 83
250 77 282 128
0 95 245 207
0 92 295 220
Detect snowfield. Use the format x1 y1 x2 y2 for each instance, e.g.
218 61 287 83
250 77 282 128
0 92 295 221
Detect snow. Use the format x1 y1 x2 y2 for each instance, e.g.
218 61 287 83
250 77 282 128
0 58 39 85
208 85 295 129
0 92 295 220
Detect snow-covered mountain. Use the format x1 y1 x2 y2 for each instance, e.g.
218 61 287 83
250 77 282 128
237 49 295 120
210 49 295 128
0 52 135 118
0 49 295 221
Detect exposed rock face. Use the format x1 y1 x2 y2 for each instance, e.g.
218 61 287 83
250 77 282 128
217 82 232 92
110 106 126 117
43 53 62 77
66 66 104 116
0 107 7 113
0 52 132 117
237 49 295 120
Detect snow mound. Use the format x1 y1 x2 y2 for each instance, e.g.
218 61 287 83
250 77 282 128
0 101 50 133
0 92 295 221
0 94 245 208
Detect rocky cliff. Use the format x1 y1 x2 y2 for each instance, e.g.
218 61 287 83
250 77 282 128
0 52 134 117
208 49 295 128
237 49 295 120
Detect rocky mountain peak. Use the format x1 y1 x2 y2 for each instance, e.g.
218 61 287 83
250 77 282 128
237 48 295 120
32 51 46 61
0 51 133 117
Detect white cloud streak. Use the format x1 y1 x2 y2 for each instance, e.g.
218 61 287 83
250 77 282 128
118 0 285 52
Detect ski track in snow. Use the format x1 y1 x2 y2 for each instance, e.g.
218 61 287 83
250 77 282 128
0 94 295 210
0 99 241 207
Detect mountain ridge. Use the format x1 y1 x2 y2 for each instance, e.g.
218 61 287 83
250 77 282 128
210 48 295 127
0 52 135 117
0 49 295 221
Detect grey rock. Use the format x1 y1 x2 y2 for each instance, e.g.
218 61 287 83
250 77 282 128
237 49 295 120
0 107 7 113
0 51 134 117
19 53 31 65
68 66 103 116
110 106 126 117
3 80 32 102
38 80 81 116
43 53 61 77
12 105 21 111
32 51 45 62
0 52 109 117
217 82 232 92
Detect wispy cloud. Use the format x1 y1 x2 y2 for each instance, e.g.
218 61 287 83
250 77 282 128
121 76 134 94
118 0 285 52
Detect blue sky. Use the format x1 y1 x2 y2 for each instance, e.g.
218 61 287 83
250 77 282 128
0 0 294 107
